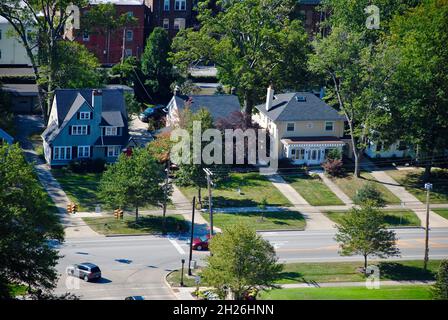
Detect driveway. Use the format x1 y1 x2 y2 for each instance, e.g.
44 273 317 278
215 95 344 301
128 116 154 147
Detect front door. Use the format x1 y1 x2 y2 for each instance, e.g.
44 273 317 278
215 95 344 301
307 148 321 165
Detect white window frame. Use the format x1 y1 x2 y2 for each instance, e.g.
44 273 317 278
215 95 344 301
82 30 89 41
77 146 90 158
126 30 133 41
80 112 91 120
175 0 186 11
107 146 121 157
105 127 118 136
163 0 170 11
286 123 295 132
325 121 334 132
53 146 72 160
163 18 169 30
72 125 88 135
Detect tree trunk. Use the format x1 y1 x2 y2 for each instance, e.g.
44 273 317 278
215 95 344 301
364 254 368 275
198 187 202 209
243 91 254 120
423 149 434 181
135 206 139 221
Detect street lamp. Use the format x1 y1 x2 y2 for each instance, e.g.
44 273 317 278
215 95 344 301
180 259 185 287
423 182 433 270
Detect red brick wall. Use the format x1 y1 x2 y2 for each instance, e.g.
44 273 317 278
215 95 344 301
76 4 146 65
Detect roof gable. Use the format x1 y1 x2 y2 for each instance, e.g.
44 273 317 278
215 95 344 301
174 94 241 121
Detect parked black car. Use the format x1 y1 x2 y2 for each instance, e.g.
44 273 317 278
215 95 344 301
66 263 102 282
138 104 167 122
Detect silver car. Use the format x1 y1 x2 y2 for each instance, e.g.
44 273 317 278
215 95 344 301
66 263 102 282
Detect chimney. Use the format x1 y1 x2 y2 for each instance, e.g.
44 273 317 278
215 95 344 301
173 85 180 96
265 84 274 111
92 89 102 123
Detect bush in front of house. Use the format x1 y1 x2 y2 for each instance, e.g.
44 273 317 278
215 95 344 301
432 259 448 300
322 158 344 177
68 158 106 173
353 182 386 208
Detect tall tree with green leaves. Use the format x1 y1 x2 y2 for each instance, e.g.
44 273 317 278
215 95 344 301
175 107 214 207
383 0 448 179
169 0 310 116
81 2 137 64
335 206 399 274
52 41 104 89
0 0 88 122
0 144 63 299
141 27 174 102
99 148 166 220
201 223 283 300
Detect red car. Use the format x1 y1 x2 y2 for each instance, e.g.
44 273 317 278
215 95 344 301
192 235 210 251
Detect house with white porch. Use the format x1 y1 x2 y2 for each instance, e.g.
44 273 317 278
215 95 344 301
253 86 348 165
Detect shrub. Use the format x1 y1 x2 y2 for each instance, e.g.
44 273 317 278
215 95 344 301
353 182 386 208
326 148 342 160
68 158 105 173
432 259 448 300
322 159 344 177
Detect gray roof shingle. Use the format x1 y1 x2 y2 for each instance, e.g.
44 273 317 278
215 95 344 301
174 94 241 121
255 92 345 122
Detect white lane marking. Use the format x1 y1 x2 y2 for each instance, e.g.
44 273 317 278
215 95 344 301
269 241 288 249
169 239 185 255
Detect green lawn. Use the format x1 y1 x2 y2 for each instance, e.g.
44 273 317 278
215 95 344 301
178 172 292 207
168 260 440 288
52 169 102 211
82 215 187 235
330 172 401 204
53 169 170 212
277 260 439 284
324 210 421 227
281 174 344 206
167 270 201 288
202 211 306 231
433 208 448 220
259 285 433 300
386 168 448 204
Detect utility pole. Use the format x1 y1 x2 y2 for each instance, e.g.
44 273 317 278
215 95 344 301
162 159 170 235
203 168 214 238
188 196 196 276
423 182 432 270
121 27 126 64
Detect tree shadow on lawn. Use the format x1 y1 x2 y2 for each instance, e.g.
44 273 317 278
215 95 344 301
212 196 259 208
383 215 416 226
126 216 189 234
378 262 436 281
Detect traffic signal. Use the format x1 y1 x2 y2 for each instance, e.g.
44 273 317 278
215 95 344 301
67 203 72 213
114 209 123 219
72 203 78 214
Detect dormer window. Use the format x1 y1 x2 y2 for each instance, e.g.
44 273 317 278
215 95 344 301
105 127 118 136
287 123 295 132
79 112 91 120
325 121 334 131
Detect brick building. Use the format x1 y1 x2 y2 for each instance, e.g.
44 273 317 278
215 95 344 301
75 0 146 66
296 0 327 36
144 0 198 38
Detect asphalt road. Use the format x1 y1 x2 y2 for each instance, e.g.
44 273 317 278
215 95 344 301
53 228 448 300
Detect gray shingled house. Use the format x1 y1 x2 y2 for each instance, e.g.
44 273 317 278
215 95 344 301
165 92 241 127
41 89 129 166
253 86 349 165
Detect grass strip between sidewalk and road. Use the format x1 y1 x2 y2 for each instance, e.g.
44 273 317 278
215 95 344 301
201 211 306 231
259 285 433 300
433 208 448 220
82 215 188 235
324 210 421 227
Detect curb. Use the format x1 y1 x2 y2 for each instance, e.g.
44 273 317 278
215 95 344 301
256 228 306 232
164 269 180 300
105 232 162 237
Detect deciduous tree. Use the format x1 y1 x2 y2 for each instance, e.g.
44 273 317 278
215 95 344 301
201 223 283 300
335 206 399 274
0 144 63 298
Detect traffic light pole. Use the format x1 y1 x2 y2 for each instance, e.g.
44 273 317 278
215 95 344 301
162 159 170 235
423 183 432 270
188 196 196 276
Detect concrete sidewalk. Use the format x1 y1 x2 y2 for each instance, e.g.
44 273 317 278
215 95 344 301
15 115 100 239
369 170 448 228
267 174 335 230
